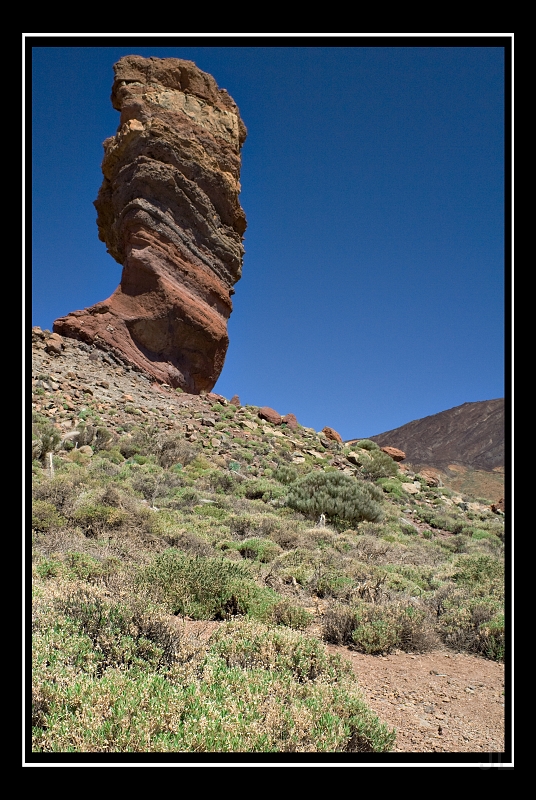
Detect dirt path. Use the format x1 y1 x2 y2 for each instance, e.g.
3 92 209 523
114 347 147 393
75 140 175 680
325 643 505 753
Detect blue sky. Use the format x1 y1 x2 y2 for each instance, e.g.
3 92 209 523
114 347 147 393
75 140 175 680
29 36 509 440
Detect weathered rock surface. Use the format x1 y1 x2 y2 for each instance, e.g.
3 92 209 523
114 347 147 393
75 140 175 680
322 426 343 443
380 446 406 462
418 468 442 487
491 498 505 514
258 407 282 425
282 413 298 430
53 55 247 393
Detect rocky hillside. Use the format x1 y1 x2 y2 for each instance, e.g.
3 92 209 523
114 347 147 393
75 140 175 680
355 400 505 473
30 327 506 755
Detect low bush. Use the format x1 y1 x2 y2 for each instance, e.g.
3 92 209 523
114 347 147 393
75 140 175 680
71 503 128 537
322 601 436 655
360 451 399 481
435 591 504 660
236 538 282 563
136 549 287 623
32 500 67 532
274 465 299 485
287 472 384 529
32 615 395 752
354 440 379 451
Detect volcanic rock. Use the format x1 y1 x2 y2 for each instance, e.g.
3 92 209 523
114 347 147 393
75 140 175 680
419 468 442 487
491 498 505 514
346 450 372 466
53 55 247 393
45 333 64 355
282 413 298 430
322 426 343 443
258 407 282 425
380 446 406 462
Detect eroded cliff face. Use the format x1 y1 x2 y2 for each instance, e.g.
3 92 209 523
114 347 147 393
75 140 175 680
53 55 247 392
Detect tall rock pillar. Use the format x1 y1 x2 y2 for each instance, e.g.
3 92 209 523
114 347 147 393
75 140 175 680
54 55 247 393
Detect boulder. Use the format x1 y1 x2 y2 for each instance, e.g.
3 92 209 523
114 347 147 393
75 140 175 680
45 333 63 355
53 56 247 394
491 498 505 514
322 426 343 443
346 450 371 466
380 446 406 462
419 468 442 487
258 407 282 425
282 413 298 430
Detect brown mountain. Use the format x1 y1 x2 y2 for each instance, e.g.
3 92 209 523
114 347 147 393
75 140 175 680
351 399 505 473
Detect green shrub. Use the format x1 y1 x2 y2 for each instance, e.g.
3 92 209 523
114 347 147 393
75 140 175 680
169 487 200 510
32 500 67 532
51 589 185 672
274 465 299 485
194 504 228 521
241 478 287 502
351 616 399 655
98 447 124 464
452 554 503 589
136 549 282 622
34 556 63 579
207 470 239 493
377 478 405 497
32 416 61 461
64 552 121 582
209 620 347 682
32 618 395 752
269 600 313 630
360 451 399 481
436 592 504 660
478 613 505 660
71 503 128 537
286 472 384 528
311 570 354 599
236 538 282 563
354 440 379 451
323 601 435 654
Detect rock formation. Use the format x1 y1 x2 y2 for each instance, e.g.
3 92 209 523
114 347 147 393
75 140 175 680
322 426 343 444
258 407 282 425
380 446 406 462
53 55 247 393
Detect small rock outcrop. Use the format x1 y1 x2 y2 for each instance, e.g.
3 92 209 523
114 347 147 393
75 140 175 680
380 446 406 462
418 468 442 487
54 55 247 393
282 413 298 430
258 407 282 425
322 426 343 444
491 498 505 514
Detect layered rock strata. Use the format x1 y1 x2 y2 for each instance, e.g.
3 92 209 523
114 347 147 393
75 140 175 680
54 55 247 393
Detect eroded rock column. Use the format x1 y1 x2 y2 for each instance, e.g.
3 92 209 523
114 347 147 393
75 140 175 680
54 55 247 393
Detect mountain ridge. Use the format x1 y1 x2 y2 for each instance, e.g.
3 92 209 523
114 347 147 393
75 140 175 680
348 399 504 474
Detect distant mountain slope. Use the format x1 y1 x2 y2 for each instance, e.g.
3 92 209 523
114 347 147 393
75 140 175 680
354 399 505 472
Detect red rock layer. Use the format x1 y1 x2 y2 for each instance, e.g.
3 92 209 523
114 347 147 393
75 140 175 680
54 55 247 393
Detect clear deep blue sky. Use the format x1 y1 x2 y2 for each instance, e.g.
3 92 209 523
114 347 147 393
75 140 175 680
29 37 509 440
